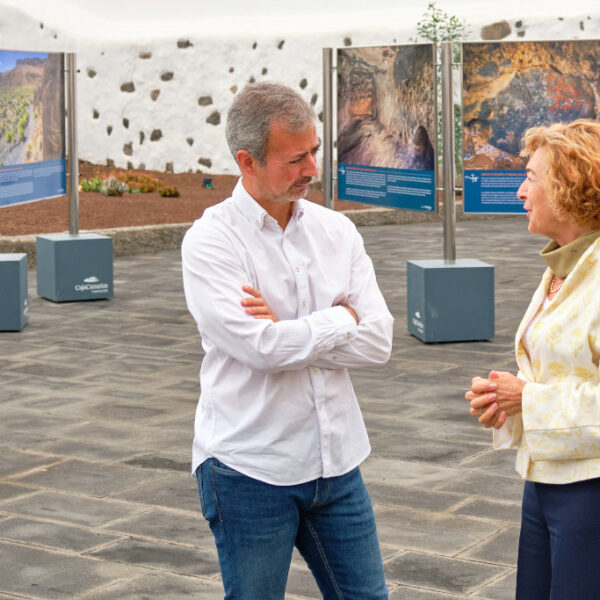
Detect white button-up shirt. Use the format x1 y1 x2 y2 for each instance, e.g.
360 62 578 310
182 179 393 485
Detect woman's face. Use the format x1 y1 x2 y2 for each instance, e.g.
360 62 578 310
517 148 562 240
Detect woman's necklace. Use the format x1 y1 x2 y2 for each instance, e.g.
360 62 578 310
548 274 566 294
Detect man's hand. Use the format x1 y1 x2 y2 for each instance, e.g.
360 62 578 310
465 371 525 429
241 286 278 322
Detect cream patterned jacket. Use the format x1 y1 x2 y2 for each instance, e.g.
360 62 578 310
494 237 600 483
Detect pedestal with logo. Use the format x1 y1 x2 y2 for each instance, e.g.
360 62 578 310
0 253 29 331
36 233 113 302
407 259 494 343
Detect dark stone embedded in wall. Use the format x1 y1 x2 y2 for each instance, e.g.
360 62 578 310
343 37 352 47
107 126 113 135
87 68 96 78
165 162 174 172
121 82 135 93
127 161 134 169
277 40 285 49
177 39 193 48
229 66 234 73
262 67 268 75
138 163 145 170
161 72 174 81
93 109 99 119
106 158 115 167
187 137 194 146
481 21 511 40
299 78 307 89
123 118 129 128
206 111 221 125
150 129 163 141
230 85 238 94
517 31 526 37
516 20 523 27
198 96 213 106
311 94 318 106
123 142 133 156
318 111 323 122
580 21 585 30
139 131 145 145
252 42 257 49
40 22 43 28
249 76 255 83
139 52 152 59
150 89 160 101
198 157 212 168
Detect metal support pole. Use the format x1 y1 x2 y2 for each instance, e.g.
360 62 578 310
441 42 456 263
66 52 79 235
322 48 334 210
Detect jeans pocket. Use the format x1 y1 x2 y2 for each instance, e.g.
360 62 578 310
195 464 208 518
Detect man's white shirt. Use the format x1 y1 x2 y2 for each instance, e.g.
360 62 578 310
182 179 393 485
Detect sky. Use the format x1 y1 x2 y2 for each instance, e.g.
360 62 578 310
0 51 47 74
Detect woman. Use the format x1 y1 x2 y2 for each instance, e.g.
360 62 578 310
466 119 600 599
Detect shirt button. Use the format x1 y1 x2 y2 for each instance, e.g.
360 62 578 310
295 266 301 272
311 368 318 374
301 301 307 308
255 220 260 227
318 403 323 411
332 355 338 361
345 333 352 340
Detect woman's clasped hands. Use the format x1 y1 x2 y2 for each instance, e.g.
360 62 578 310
465 370 526 429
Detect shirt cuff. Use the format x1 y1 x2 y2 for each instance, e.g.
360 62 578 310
329 305 358 345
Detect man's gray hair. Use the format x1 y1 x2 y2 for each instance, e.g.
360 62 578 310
226 82 316 166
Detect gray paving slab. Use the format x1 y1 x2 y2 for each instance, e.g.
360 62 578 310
0 540 146 598
0 516 123 553
0 490 147 527
457 526 520 566
88 538 221 577
0 217 546 597
384 551 510 596
81 572 223 599
375 505 501 555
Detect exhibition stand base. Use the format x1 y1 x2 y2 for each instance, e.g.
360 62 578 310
36 233 113 302
407 258 494 343
0 253 29 331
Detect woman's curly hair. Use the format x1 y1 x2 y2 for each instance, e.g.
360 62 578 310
521 119 600 225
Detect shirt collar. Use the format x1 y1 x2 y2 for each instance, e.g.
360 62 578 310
232 178 305 230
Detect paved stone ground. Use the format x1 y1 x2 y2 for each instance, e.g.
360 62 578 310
0 216 545 599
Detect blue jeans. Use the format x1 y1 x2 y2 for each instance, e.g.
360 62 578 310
196 458 388 599
517 478 600 599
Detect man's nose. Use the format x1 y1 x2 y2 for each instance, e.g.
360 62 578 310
302 153 318 177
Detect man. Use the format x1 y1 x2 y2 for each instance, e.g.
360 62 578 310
181 82 393 599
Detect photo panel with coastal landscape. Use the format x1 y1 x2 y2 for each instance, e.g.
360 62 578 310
0 50 66 208
462 40 600 213
337 44 436 211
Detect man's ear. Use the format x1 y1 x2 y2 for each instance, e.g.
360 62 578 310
237 150 259 176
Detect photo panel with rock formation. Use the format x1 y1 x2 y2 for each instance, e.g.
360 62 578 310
0 49 66 208
462 40 600 212
337 44 436 211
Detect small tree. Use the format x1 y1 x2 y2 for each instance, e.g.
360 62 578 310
412 2 468 179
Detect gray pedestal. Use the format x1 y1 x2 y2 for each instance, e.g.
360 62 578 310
0 253 29 331
36 233 113 302
407 258 494 343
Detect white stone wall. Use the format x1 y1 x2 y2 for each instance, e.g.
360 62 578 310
1 0 599 174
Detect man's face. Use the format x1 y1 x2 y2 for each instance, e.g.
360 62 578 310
252 120 320 203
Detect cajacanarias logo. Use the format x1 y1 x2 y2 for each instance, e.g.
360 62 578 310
75 275 109 293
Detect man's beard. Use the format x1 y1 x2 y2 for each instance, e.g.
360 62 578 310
270 177 312 203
